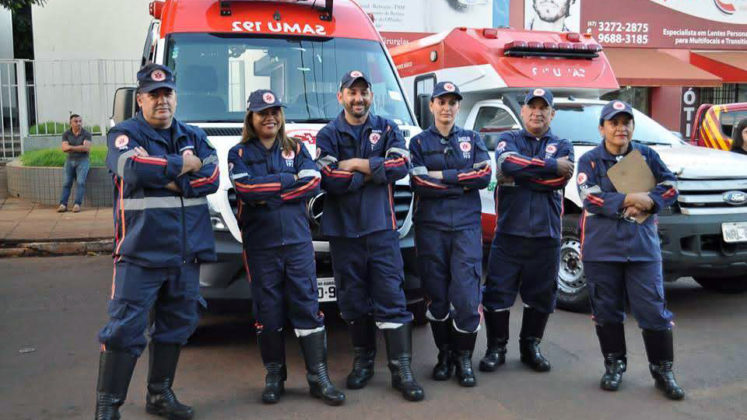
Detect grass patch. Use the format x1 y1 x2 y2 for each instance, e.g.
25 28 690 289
19 145 108 167
29 121 102 135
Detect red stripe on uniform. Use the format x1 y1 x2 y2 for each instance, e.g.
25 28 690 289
457 166 492 181
190 166 219 187
413 175 448 189
132 155 167 166
281 177 320 200
388 184 397 230
322 166 354 178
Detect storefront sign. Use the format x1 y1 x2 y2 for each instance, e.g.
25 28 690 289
582 0 747 49
680 87 700 140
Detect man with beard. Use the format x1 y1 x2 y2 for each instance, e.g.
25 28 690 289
315 70 424 402
526 0 579 32
95 63 219 419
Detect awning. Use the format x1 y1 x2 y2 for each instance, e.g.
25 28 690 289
604 48 721 87
690 51 747 83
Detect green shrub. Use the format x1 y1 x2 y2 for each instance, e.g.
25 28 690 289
29 121 102 135
19 145 108 167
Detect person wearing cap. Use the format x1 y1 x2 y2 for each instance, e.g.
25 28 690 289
408 81 491 387
576 100 684 400
480 88 574 374
227 89 345 406
315 70 424 402
94 63 220 420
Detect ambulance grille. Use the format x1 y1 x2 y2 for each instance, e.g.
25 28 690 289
203 127 242 136
676 179 747 215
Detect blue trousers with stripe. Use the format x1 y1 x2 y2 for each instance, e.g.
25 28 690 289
98 260 205 357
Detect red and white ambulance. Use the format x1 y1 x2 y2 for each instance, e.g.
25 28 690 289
391 28 747 310
114 0 424 314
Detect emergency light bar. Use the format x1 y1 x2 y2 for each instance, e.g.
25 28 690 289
218 0 333 17
504 40 602 59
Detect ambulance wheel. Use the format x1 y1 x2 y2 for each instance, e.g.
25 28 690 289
557 215 591 313
694 276 747 293
408 297 428 326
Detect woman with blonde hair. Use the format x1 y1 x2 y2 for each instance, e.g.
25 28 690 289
228 89 344 406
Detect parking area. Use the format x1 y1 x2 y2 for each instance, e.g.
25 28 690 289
1 255 746 420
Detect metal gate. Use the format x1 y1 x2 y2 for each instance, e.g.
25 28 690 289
0 59 139 161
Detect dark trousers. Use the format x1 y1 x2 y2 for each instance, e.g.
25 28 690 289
245 242 324 332
98 260 205 356
585 261 673 330
482 233 560 314
416 226 482 332
329 229 412 324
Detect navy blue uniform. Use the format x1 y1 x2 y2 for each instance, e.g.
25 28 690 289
409 125 491 332
483 129 573 313
316 112 411 324
99 113 219 356
577 142 678 330
228 139 324 333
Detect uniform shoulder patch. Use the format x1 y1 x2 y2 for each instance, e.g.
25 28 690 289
114 134 129 149
577 172 588 185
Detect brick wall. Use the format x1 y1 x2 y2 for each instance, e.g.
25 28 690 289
6 161 112 207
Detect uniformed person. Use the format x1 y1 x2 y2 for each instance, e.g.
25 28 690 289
409 81 491 387
96 63 220 419
227 89 345 406
480 88 574 373
316 70 424 402
576 100 684 400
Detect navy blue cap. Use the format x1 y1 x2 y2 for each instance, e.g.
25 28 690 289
600 100 634 121
137 63 176 93
339 70 371 91
524 88 554 107
431 81 463 100
246 89 285 112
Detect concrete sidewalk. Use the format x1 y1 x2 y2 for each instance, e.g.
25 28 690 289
0 197 113 256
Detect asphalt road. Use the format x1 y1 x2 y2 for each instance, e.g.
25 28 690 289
1 256 746 420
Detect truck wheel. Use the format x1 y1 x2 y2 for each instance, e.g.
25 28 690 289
557 215 591 313
694 276 747 294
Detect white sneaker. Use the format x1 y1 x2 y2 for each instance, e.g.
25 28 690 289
57 204 67 213
72 204 81 213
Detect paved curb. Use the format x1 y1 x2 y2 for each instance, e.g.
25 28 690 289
0 239 113 258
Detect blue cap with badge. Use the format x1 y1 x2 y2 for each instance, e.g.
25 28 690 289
137 63 177 93
339 70 372 91
431 81 463 100
524 88 554 107
600 100 634 121
246 89 286 112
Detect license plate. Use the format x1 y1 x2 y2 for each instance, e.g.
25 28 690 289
317 277 337 302
722 222 747 243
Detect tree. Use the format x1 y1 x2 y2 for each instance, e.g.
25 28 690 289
1 0 46 11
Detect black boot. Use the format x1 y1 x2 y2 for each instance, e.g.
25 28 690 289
429 318 453 380
383 324 425 402
519 307 551 372
95 350 137 420
258 329 287 404
596 323 627 391
452 327 477 388
299 330 346 406
145 342 194 420
346 315 377 390
479 310 509 372
642 329 685 400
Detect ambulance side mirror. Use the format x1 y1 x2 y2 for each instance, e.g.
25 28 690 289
416 94 433 130
111 87 137 127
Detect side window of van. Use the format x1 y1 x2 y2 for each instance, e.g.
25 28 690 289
473 107 519 151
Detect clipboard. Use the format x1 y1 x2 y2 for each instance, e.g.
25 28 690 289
606 149 656 224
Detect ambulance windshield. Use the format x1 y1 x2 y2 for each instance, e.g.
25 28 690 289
551 103 682 146
166 33 414 125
